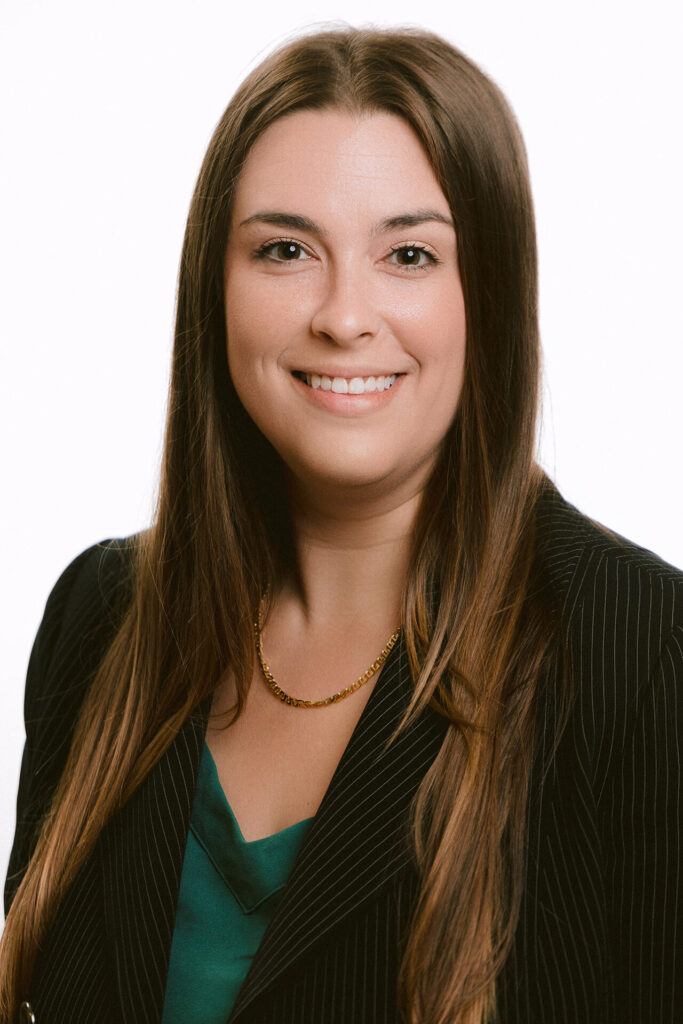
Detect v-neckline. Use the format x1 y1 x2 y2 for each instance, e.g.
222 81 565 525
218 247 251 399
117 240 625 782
189 743 314 913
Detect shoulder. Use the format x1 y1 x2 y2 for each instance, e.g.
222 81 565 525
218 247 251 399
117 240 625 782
535 479 683 763
6 537 140 913
27 537 138 696
41 535 137 628
537 478 683 645
23 536 139 772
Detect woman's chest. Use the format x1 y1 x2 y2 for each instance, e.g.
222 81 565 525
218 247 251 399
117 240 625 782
205 667 377 841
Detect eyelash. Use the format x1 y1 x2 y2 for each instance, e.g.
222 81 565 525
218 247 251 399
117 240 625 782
251 238 441 272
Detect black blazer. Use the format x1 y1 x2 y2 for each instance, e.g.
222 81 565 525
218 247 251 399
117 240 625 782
5 485 683 1023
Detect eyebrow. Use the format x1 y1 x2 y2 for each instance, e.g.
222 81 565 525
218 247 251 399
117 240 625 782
238 209 454 235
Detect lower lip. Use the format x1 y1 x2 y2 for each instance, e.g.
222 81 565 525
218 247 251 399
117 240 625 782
290 373 405 415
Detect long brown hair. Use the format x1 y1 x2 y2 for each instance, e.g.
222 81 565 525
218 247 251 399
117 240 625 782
1 26 564 1023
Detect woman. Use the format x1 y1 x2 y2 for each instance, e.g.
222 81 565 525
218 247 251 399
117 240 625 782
2 24 681 1024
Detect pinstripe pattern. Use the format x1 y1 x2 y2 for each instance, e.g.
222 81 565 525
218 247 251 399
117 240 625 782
5 483 682 1023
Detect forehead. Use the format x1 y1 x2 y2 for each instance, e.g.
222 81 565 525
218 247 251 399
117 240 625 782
231 108 450 227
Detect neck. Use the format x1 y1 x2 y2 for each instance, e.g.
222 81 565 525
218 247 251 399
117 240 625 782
278 477 424 633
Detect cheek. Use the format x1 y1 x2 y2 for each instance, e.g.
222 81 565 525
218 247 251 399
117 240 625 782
224 277 296 441
224 277 272 398
224 303 263 415
417 295 467 435
224 270 304 371
413 288 467 380
225 273 265 350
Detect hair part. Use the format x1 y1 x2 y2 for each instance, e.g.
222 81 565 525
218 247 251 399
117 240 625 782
1 26 566 1024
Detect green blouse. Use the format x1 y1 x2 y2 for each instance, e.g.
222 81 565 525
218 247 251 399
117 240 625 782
161 743 314 1024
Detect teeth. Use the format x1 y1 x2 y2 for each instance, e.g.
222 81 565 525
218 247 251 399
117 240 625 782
302 372 398 394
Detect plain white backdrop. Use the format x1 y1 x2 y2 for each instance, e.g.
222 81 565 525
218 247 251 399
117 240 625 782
1 0 682 896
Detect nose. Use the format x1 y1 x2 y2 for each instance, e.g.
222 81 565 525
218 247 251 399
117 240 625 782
309 262 381 347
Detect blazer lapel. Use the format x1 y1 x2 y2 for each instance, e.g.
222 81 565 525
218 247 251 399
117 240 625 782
227 633 449 1022
99 701 209 1023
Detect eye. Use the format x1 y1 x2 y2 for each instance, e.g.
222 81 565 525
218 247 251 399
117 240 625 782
252 239 311 263
386 244 440 272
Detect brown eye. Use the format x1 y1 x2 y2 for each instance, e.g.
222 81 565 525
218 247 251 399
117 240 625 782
388 245 438 271
253 239 311 263
276 242 303 260
397 247 420 265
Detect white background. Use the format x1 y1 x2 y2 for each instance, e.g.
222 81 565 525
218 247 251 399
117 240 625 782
1 0 681 896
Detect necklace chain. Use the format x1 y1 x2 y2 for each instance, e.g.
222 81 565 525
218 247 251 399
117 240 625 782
254 614 401 708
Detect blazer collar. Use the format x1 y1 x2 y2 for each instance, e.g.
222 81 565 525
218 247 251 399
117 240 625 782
100 633 448 1022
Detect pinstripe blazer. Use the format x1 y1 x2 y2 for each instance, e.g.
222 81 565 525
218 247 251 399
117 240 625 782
5 483 683 1023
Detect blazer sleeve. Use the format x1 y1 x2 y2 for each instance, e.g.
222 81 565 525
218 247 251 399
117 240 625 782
603 619 683 1022
4 542 115 918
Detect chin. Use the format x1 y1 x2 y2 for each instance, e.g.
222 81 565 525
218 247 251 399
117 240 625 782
286 453 397 495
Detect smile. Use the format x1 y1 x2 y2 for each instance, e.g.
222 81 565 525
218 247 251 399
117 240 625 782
293 371 400 394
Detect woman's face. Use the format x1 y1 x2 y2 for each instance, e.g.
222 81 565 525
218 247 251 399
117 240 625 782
224 108 466 504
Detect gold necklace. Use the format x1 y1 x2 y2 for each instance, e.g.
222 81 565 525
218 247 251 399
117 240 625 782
254 616 401 708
